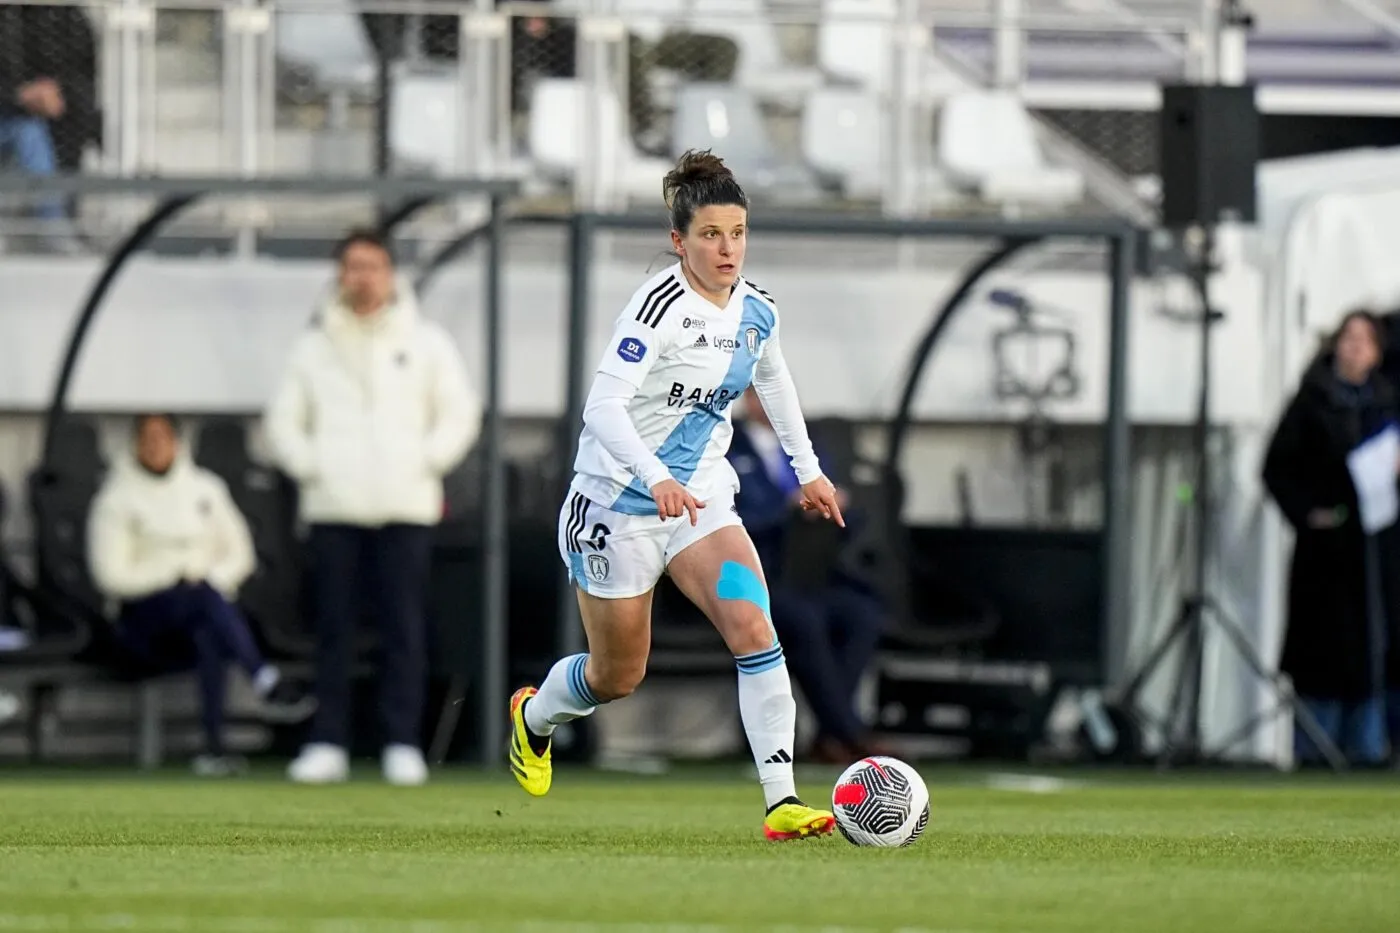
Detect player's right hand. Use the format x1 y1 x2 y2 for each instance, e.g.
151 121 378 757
651 478 705 525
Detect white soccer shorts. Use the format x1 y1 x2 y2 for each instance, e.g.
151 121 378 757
556 488 744 599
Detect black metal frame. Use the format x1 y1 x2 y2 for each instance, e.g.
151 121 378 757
0 172 518 765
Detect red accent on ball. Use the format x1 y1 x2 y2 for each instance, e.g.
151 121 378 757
833 783 867 806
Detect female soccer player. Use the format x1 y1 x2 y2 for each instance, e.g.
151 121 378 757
509 150 845 841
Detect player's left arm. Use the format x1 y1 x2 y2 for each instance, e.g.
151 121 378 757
750 320 845 528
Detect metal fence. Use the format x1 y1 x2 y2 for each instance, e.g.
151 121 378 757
0 0 1235 244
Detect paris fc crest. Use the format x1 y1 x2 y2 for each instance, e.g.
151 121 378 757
745 326 761 356
586 553 610 583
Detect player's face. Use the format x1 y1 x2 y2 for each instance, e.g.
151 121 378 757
136 416 177 474
674 204 748 302
338 241 395 313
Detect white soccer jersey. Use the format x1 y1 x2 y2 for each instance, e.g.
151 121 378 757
570 263 812 515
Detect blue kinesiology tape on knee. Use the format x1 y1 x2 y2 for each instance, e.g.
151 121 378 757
717 561 770 619
717 561 778 646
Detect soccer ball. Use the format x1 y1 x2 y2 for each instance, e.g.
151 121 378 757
831 756 930 847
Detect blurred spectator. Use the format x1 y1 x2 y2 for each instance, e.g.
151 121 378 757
728 388 886 763
1263 311 1400 766
87 414 315 777
0 2 98 250
266 229 480 786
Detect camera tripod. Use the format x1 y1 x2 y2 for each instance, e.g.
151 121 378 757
1112 224 1347 772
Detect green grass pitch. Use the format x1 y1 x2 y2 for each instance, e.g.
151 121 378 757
1 764 1398 933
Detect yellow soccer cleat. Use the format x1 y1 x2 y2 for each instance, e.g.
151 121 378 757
508 686 552 797
763 800 836 842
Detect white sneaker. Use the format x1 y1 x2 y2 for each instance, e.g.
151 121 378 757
382 744 429 786
287 743 349 784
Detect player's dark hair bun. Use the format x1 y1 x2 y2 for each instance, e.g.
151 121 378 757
663 149 748 234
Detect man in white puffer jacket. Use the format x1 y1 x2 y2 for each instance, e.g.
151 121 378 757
88 414 315 776
265 228 480 786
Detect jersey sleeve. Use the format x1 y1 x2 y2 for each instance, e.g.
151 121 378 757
595 276 684 389
751 312 824 485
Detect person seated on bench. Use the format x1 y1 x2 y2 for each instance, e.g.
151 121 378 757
728 388 889 764
87 413 314 776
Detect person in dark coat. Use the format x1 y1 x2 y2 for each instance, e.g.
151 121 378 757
728 388 887 763
1263 310 1400 765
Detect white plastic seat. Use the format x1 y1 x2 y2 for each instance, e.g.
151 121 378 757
937 90 1085 207
528 78 671 202
671 82 818 196
389 67 458 175
818 0 897 93
529 78 625 178
801 88 884 199
672 82 777 177
275 1 377 93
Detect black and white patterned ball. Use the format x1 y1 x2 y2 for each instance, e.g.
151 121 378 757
831 756 931 847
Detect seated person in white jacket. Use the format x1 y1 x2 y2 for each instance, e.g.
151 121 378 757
88 414 314 775
265 229 480 787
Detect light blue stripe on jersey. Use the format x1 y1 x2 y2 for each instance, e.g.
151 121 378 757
611 295 776 515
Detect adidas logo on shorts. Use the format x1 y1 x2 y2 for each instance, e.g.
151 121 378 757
693 334 708 348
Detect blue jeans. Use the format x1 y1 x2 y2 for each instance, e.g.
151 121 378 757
1295 692 1400 765
0 115 64 221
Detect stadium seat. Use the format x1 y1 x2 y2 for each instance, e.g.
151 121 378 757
193 418 318 659
28 418 108 633
817 0 896 93
274 0 378 156
816 0 964 100
937 90 1086 210
388 65 460 176
527 78 671 202
670 83 817 197
0 480 89 662
800 88 884 199
275 0 378 99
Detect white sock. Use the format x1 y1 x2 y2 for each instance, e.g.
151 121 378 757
736 644 798 809
524 653 602 737
252 665 280 697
